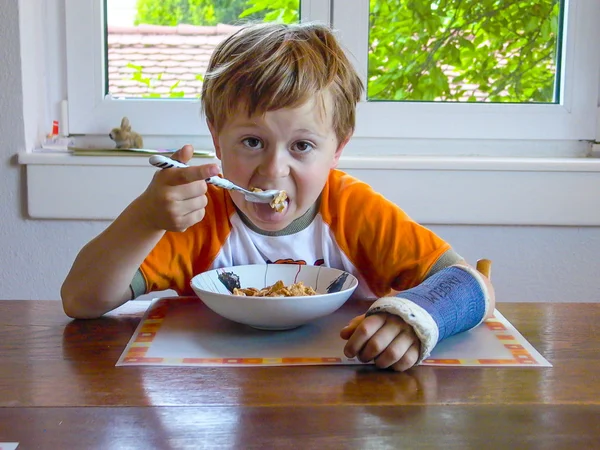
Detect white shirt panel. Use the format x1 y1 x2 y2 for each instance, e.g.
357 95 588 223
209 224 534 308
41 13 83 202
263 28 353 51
209 212 376 299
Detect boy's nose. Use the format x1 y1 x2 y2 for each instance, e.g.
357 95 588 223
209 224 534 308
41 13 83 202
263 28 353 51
258 151 290 178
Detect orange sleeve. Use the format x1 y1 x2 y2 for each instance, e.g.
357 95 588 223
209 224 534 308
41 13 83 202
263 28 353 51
139 185 234 295
320 170 451 297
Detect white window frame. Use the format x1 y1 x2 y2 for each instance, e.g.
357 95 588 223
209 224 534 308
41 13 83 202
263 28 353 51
64 0 600 143
64 0 330 137
333 0 600 141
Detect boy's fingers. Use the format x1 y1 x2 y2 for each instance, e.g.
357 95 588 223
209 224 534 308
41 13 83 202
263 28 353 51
166 164 220 186
339 314 365 340
343 314 386 358
372 330 414 369
176 179 212 201
178 194 209 213
360 321 404 363
389 342 420 372
170 144 195 164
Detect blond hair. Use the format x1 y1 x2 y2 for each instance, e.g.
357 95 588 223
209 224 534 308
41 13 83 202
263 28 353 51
201 22 364 143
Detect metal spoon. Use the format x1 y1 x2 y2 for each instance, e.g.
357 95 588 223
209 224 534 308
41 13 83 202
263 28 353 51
149 155 283 204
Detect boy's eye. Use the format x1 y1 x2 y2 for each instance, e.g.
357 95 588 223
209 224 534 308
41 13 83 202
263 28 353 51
242 137 263 149
292 141 314 153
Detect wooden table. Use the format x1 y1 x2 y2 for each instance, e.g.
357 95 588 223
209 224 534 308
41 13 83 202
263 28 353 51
0 300 598 449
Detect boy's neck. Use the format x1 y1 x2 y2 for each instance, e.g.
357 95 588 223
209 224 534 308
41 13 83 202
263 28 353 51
235 197 321 237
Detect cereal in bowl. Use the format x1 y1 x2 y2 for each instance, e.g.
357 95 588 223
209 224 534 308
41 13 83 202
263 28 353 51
233 280 317 297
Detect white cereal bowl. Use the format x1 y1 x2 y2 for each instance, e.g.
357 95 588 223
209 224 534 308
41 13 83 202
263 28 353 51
190 264 358 330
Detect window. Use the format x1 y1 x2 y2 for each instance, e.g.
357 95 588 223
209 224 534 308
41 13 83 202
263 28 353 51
64 0 599 150
333 0 599 141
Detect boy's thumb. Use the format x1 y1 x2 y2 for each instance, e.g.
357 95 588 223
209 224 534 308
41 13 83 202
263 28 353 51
171 145 194 164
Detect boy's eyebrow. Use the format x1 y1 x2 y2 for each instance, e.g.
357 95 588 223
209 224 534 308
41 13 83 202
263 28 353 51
232 121 260 129
294 128 325 138
231 123 326 139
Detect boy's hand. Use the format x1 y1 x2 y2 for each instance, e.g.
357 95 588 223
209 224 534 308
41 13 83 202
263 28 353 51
138 145 220 232
340 313 421 372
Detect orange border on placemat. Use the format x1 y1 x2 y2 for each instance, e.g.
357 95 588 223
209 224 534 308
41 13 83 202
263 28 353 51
122 298 170 363
124 357 344 365
422 318 539 365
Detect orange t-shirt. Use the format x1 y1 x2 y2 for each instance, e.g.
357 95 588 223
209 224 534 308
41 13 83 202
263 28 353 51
139 169 452 298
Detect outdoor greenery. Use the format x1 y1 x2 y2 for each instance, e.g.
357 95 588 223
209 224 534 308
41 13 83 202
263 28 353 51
128 0 561 102
134 0 297 26
238 0 299 23
125 63 201 98
369 0 561 102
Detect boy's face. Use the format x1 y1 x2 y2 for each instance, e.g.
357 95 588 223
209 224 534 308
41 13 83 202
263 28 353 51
211 94 348 232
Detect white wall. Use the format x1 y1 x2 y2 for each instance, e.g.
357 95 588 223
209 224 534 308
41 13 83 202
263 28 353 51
0 0 108 300
1 1 599 302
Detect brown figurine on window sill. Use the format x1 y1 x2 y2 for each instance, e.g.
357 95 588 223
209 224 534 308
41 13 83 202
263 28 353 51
109 117 144 149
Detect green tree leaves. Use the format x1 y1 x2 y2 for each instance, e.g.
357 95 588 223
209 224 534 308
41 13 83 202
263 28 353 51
135 0 264 26
135 0 299 26
128 0 560 103
239 0 299 23
368 0 561 103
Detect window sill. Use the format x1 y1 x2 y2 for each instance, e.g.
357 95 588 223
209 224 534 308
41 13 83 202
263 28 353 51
18 152 600 225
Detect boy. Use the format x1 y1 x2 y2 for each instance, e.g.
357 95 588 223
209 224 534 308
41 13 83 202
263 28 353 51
62 22 495 372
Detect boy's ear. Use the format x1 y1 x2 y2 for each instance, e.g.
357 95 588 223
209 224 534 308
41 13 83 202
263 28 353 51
330 135 351 169
208 122 222 160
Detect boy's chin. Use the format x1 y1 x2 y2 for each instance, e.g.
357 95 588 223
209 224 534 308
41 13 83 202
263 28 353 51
246 201 295 231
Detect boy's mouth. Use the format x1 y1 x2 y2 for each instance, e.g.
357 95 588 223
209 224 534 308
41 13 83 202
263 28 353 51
250 197 290 224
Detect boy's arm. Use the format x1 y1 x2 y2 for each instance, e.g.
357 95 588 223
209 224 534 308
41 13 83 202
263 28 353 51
341 260 495 370
61 146 219 319
60 198 166 319
327 172 494 370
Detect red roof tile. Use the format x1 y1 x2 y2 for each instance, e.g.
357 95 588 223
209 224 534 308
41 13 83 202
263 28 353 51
107 25 241 98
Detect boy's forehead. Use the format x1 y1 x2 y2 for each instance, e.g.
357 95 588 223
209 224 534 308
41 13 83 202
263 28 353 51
224 93 335 131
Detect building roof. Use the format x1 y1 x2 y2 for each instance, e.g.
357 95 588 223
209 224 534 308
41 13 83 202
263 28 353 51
107 24 241 98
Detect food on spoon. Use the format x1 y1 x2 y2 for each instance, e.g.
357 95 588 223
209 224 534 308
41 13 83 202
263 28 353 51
269 190 288 212
250 187 288 212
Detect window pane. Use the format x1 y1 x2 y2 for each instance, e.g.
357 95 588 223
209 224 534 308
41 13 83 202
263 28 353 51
368 0 563 103
105 0 300 99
